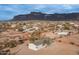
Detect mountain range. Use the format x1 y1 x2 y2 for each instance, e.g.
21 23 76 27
12 12 79 21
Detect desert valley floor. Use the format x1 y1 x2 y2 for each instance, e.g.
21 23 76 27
0 21 79 55
10 33 79 55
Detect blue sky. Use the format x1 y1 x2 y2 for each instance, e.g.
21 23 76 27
0 4 79 20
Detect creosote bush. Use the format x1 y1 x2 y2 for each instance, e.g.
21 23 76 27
17 40 24 44
6 40 17 48
30 30 41 43
0 48 10 55
41 37 54 46
0 42 5 50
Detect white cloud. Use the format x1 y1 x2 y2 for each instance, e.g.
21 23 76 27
62 5 73 10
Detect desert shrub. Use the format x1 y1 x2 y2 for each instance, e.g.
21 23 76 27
17 40 24 44
6 40 17 48
63 23 70 30
58 40 62 42
0 42 5 50
43 37 53 46
63 25 70 30
30 34 54 46
0 45 5 50
0 49 10 55
18 28 24 32
0 50 7 55
30 36 39 43
69 42 75 45
30 31 41 43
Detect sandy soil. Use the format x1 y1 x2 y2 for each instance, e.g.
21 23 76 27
10 33 79 55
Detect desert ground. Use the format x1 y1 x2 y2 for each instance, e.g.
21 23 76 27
10 33 79 55
0 20 79 55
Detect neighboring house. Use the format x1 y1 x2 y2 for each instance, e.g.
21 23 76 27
28 43 46 51
74 24 79 27
28 40 46 51
69 22 74 25
56 31 69 36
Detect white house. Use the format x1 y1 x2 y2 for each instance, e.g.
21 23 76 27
70 22 74 25
22 26 27 29
28 43 46 51
56 31 69 36
11 24 16 28
74 24 79 27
